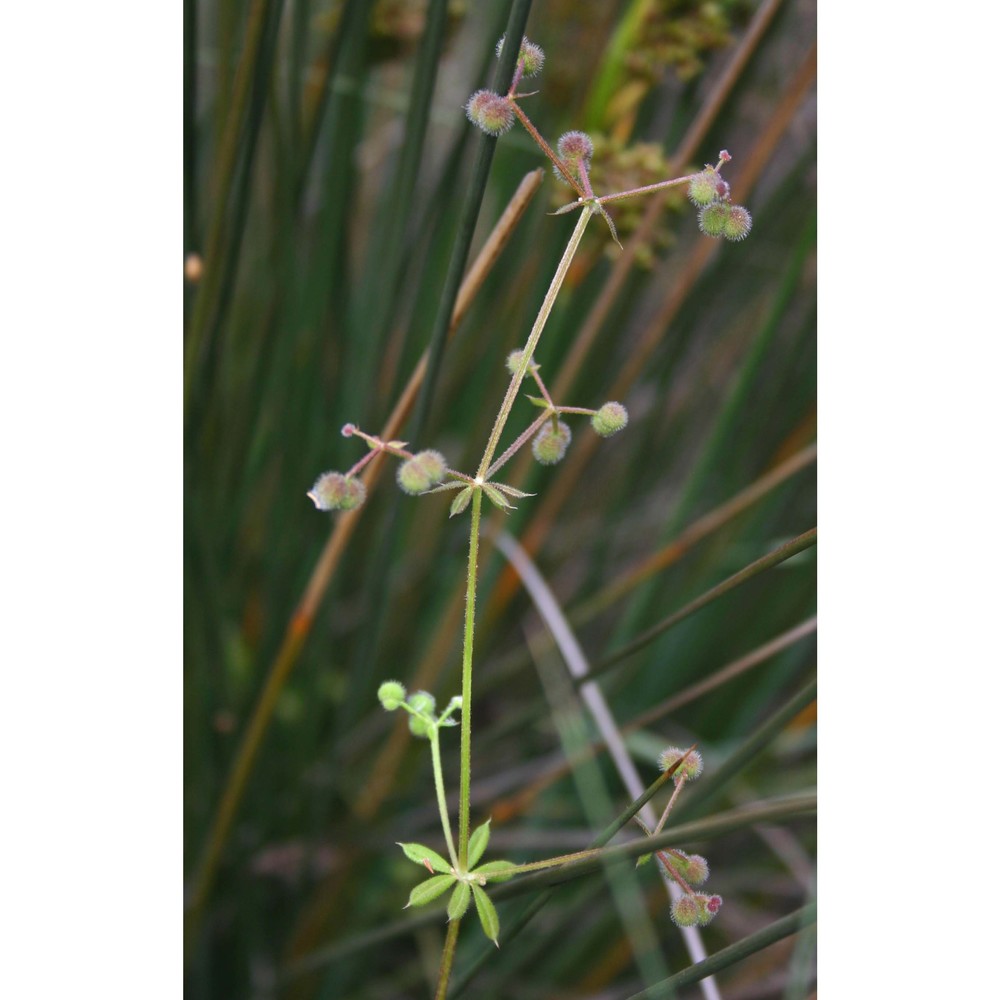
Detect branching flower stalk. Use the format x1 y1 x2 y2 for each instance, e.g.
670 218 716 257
308 32 752 992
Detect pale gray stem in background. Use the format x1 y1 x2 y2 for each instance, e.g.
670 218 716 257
494 530 723 1000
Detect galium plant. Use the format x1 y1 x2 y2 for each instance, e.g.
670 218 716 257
308 33 750 993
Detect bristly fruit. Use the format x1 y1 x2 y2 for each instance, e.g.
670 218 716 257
658 747 704 783
532 420 572 465
670 895 700 927
466 89 514 136
698 201 752 242
397 449 448 495
722 204 752 242
698 201 730 238
554 130 594 186
377 680 407 711
687 168 721 206
307 472 366 511
660 850 710 886
496 34 545 76
505 349 537 375
591 401 628 437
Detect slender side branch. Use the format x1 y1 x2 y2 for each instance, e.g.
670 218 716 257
428 729 459 869
477 208 593 479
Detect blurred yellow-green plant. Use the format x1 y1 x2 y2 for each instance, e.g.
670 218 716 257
185 1 816 997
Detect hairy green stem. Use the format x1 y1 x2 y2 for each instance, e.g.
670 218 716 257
458 486 484 870
459 207 592 873
595 171 700 205
435 917 462 1000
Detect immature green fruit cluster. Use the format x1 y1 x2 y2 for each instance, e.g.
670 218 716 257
660 850 710 886
307 472 366 511
555 130 594 186
377 680 407 711
592 401 628 437
397 449 448 495
407 691 436 738
687 167 729 206
496 34 545 76
465 89 514 136
670 892 723 927
697 199 752 241
687 161 752 242
532 419 572 465
658 746 704 783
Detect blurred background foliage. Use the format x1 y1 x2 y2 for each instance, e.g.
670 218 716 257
184 0 816 996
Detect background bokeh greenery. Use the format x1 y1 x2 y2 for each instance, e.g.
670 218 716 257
184 1 816 996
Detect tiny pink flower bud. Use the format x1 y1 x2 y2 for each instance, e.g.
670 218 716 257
532 420 572 465
377 680 407 711
465 89 514 136
718 149 731 162
695 893 723 925
496 34 545 77
397 449 448 495
658 747 704 783
307 472 366 511
341 423 356 437
722 204 752 242
591 401 628 437
671 895 700 927
698 201 730 238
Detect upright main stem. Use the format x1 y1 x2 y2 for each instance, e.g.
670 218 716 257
458 487 484 870
458 207 593 872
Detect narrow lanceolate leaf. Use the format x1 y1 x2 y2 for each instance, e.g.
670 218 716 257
472 860 518 883
483 484 513 511
471 883 500 946
552 199 584 215
491 482 534 500
525 394 550 408
424 480 467 494
450 486 474 517
447 881 472 922
398 842 452 874
468 819 491 869
596 203 622 248
405 874 457 909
